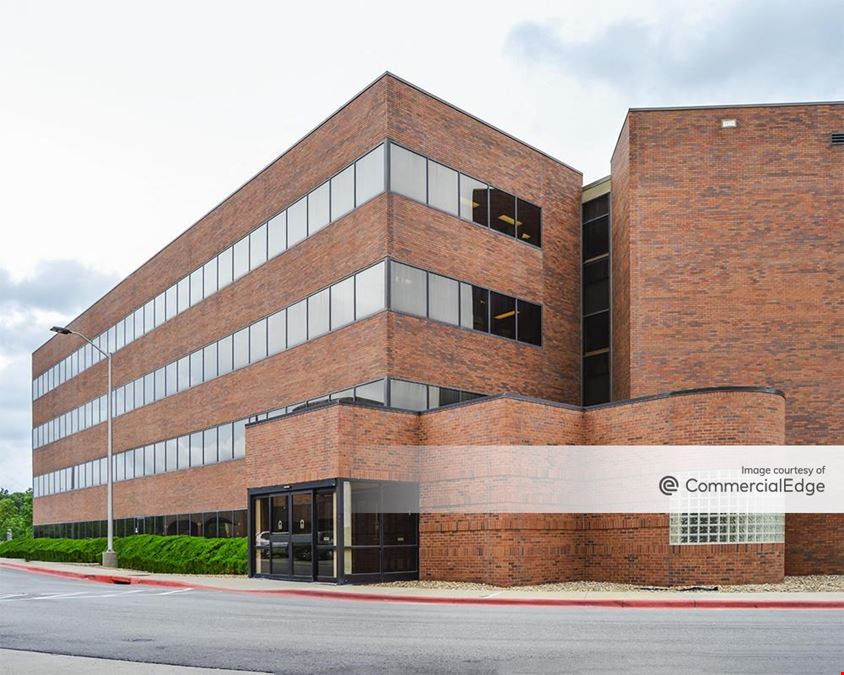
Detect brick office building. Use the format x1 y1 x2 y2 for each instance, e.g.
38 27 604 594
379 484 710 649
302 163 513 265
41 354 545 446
30 74 843 585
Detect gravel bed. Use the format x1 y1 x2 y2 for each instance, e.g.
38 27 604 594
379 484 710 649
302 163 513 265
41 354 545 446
374 575 844 593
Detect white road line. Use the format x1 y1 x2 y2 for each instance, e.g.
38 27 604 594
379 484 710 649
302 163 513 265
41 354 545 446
0 593 26 600
155 588 193 595
31 591 88 600
87 589 146 598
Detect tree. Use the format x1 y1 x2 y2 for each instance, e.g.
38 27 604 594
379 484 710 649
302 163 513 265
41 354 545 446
0 488 33 540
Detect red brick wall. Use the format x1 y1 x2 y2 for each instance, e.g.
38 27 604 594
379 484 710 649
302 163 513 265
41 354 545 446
611 103 844 575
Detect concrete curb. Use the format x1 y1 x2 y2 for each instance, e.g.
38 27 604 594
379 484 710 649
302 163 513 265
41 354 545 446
2 561 843 610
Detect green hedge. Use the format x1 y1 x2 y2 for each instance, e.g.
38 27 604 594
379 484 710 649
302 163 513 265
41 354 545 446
0 535 248 575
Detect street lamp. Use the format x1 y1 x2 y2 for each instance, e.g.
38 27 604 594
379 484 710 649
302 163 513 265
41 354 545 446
50 326 117 567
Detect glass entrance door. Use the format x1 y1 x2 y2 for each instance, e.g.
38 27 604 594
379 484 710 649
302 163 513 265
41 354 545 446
290 492 313 577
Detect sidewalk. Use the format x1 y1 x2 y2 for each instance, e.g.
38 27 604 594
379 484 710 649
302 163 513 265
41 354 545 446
2 558 843 609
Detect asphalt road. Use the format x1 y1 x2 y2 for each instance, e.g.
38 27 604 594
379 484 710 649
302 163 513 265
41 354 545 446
1 567 842 674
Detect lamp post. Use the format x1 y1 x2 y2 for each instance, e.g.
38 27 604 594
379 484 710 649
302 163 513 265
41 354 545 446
50 326 117 567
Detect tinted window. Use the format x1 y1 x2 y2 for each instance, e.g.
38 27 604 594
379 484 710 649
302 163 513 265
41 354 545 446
218 335 233 375
428 273 459 326
203 257 218 297
390 262 426 317
459 175 488 225
355 144 385 205
308 182 330 235
268 211 286 258
429 385 461 408
233 328 249 369
390 144 426 202
267 310 286 355
308 288 330 339
190 268 203 306
390 379 427 411
490 291 516 339
583 214 609 261
489 188 516 237
203 428 218 465
459 283 489 332
218 422 234 461
233 236 249 280
331 164 354 220
583 352 610 406
177 356 190 392
218 247 233 289
516 199 541 247
583 258 609 315
190 350 203 386
330 276 354 329
427 160 458 216
250 319 267 362
177 277 190 313
287 299 307 347
584 312 610 353
355 261 385 319
204 342 218 380
287 197 307 247
250 223 267 269
517 300 542 345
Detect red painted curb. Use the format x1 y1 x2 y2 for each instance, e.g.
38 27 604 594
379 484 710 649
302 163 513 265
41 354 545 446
2 561 843 610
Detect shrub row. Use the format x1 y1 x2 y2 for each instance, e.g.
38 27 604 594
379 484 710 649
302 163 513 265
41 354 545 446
0 535 248 575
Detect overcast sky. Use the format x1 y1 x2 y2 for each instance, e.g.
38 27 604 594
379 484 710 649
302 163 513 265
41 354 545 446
1 0 842 491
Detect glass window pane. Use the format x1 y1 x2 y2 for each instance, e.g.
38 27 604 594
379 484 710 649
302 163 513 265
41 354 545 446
233 235 249 280
218 335 233 375
267 309 286 355
287 197 307 247
166 284 177 321
489 188 517 237
390 379 428 411
233 420 246 458
490 291 516 339
166 438 177 471
250 223 267 269
125 451 134 480
190 350 203 386
190 431 203 467
308 182 330 235
390 144 426 202
165 361 177 397
390 262 427 317
517 299 542 346
517 199 541 247
233 328 250 370
218 423 233 461
287 299 307 347
203 428 218 465
218 247 233 289
330 276 354 329
155 442 166 474
114 320 125 351
428 272 459 325
190 268 203 306
429 385 461 409
459 175 488 226
124 382 134 413
583 214 609 261
134 377 144 408
250 319 267 362
355 144 385 205
177 277 190 314
460 283 489 332
204 342 218 380
354 380 385 405
331 165 354 220
584 312 610 353
268 211 286 259
177 355 190 392
204 257 218 297
428 160 458 216
135 447 144 477
583 352 610 406
355 261 385 319
154 367 165 400
144 300 155 333
154 292 166 328
308 288 330 339
178 435 190 469
144 445 155 475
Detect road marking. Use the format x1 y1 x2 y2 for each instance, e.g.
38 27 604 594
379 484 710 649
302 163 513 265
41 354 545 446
0 593 26 600
31 592 88 600
484 591 504 598
156 588 193 595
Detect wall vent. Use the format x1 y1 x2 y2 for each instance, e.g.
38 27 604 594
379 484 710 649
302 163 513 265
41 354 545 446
831 132 844 146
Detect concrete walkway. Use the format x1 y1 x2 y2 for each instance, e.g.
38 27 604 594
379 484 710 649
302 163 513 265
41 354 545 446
2 558 843 609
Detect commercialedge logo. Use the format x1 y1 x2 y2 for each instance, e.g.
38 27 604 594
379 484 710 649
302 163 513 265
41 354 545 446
659 475 679 496
659 474 826 497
